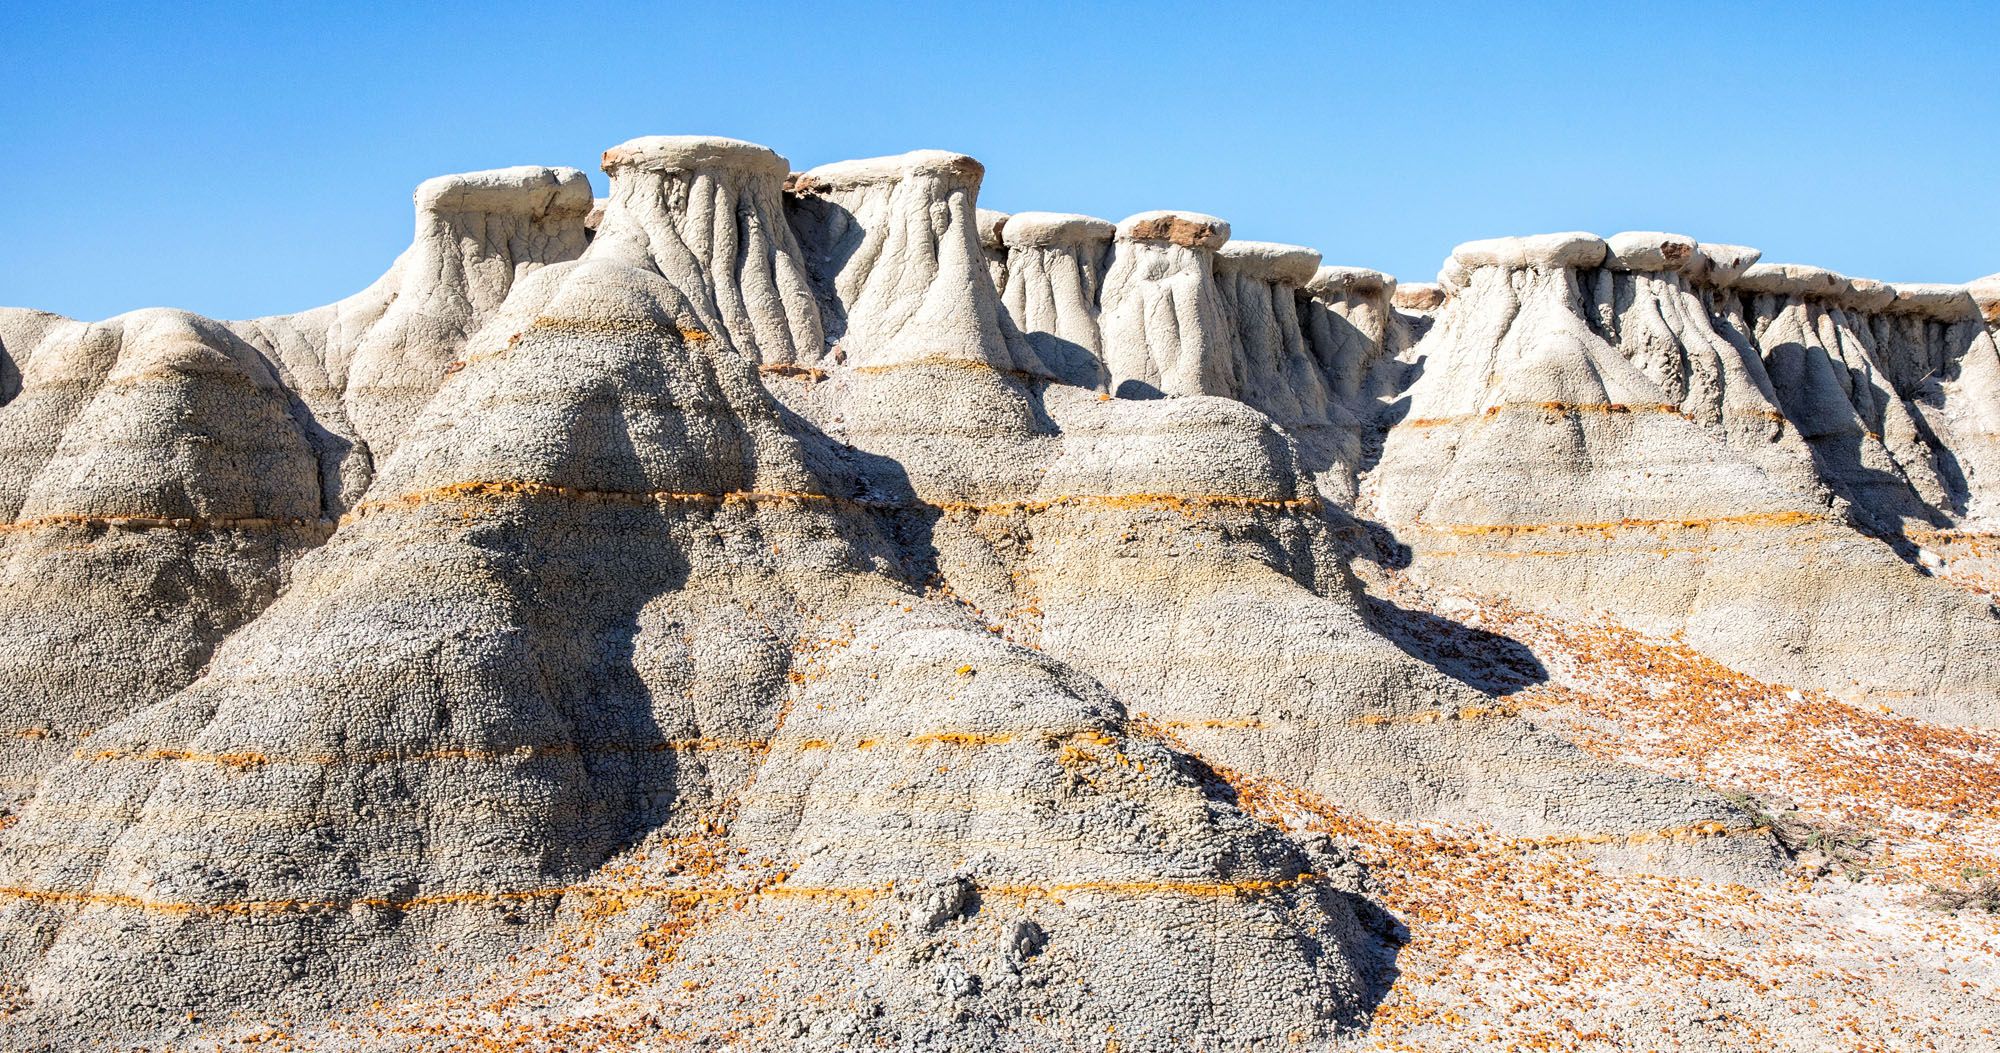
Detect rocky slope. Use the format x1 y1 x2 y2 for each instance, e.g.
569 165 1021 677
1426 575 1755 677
0 135 1995 1052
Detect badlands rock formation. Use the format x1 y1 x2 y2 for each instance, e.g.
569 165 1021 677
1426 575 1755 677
0 134 1996 1052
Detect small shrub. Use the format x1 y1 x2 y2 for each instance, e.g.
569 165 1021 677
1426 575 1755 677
1722 791 1874 879
1922 870 2000 915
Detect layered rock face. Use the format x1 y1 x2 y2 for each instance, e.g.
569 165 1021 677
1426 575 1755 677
1371 231 2000 724
0 136 1995 1052
0 310 334 804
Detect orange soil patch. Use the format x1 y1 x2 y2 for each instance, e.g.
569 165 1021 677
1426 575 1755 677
1442 595 2000 887
1141 692 2000 1052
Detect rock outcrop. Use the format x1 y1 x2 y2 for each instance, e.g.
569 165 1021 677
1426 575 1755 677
0 135 1994 1053
1370 231 2000 725
0 310 335 803
788 151 1037 376
593 136 823 368
1099 210 1235 399
999 211 1116 389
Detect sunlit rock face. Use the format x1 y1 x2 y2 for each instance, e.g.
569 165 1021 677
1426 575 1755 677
0 136 1995 1053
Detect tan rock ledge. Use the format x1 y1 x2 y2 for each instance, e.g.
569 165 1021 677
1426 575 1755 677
598 134 790 179
1115 210 1231 250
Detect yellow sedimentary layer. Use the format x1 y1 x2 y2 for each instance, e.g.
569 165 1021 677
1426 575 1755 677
0 513 331 536
75 726 1062 769
0 870 1330 919
340 479 1319 524
1402 401 1689 429
845 356 1047 383
0 473 1319 539
1416 509 1823 539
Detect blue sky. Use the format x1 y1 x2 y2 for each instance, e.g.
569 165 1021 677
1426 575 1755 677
4 1 1996 321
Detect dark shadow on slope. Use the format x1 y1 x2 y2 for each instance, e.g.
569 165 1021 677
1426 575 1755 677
1176 741 1406 1029
782 189 860 349
1112 377 1165 400
1357 593 1548 696
1023 333 1104 391
0 344 18 406
1906 401 1970 520
764 395 943 591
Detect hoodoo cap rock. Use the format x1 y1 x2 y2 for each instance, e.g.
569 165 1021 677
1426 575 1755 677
1451 231 1607 272
1687 243 1763 286
1116 210 1231 250
1970 273 2000 323
598 135 791 179
1306 266 1397 299
1214 241 1322 285
791 149 985 193
1888 282 1980 321
414 165 593 217
1603 231 1698 273
976 209 1009 250
1002 211 1117 248
1734 262 1845 298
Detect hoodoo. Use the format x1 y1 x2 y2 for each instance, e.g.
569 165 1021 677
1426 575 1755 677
1368 230 2000 725
999 210 1117 388
592 135 824 368
1099 209 1235 398
1213 240 1326 422
787 150 1036 375
238 165 593 467
1 135 1997 1052
1298 265 1408 501
976 207 1010 294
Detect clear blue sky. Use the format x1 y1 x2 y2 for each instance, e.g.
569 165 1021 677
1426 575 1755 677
4 2 1996 321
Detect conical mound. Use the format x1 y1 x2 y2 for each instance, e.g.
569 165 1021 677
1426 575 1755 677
294 606 1392 1051
0 246 890 1045
0 308 335 803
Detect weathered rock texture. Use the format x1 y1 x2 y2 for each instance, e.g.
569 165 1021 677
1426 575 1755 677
0 136 1995 1053
1371 231 2000 725
1000 211 1116 389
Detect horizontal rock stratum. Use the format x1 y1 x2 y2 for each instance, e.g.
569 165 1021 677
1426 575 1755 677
1 135 1997 1052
